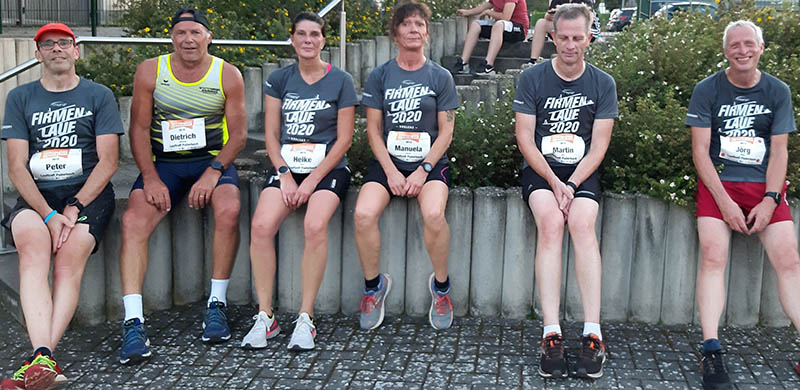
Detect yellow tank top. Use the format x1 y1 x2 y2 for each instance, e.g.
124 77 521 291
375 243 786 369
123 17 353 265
150 54 228 161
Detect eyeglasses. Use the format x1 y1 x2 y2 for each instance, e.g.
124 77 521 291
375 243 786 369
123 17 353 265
38 39 74 50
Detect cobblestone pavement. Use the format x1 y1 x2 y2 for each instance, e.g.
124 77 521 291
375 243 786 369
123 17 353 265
1 303 798 389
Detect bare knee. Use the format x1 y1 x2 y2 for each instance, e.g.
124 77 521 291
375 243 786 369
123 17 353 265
251 217 280 240
421 206 447 231
304 218 328 244
770 248 800 274
354 206 380 233
214 199 241 230
122 207 155 240
699 241 728 271
537 220 563 247
567 218 596 242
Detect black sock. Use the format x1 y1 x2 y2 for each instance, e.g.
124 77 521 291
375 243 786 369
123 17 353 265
365 275 380 291
529 58 537 64
33 346 52 359
434 276 450 293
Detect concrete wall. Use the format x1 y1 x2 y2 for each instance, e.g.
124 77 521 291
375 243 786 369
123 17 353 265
52 178 800 329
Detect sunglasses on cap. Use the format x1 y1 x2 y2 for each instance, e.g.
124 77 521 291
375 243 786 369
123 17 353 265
38 38 75 50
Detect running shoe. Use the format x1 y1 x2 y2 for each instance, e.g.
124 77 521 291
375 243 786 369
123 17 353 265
120 318 151 365
538 332 568 378
241 311 281 349
795 360 800 377
699 349 732 390
202 299 231 343
428 273 454 330
451 58 470 74
576 333 607 378
287 312 316 351
476 63 496 76
360 273 393 330
1 352 61 390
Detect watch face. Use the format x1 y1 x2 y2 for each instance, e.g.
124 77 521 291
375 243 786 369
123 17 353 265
278 166 289 174
211 161 224 171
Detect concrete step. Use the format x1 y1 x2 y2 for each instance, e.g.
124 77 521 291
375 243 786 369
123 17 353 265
0 250 22 327
468 39 556 59
442 55 530 80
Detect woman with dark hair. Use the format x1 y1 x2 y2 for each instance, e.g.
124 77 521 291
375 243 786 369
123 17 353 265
354 1 459 331
242 11 357 351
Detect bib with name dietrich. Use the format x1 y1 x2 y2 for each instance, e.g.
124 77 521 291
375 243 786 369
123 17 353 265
1 78 123 189
686 70 796 182
362 59 459 171
513 60 618 167
151 54 227 162
264 64 357 174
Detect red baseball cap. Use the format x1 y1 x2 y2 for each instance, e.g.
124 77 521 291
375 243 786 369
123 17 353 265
34 23 76 42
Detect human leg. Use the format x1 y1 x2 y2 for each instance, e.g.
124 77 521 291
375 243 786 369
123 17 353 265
759 221 800 332
459 20 483 65
529 18 553 61
298 190 341 316
353 182 391 281
484 21 506 67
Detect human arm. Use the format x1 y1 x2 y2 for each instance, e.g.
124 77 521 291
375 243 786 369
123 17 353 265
129 58 171 211
515 112 570 216
405 110 454 197
562 118 612 212
6 139 73 253
295 106 355 205
746 133 787 233
691 126 748 233
263 95 298 208
188 62 247 209
457 2 493 16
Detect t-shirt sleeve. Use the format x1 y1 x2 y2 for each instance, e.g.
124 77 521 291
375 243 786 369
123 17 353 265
94 86 124 135
686 80 713 128
595 73 618 119
361 67 384 110
337 71 358 109
263 69 284 99
770 81 796 135
1 87 30 140
513 68 537 115
437 69 459 111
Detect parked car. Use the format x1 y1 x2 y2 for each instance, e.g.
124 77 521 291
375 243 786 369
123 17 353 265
607 7 636 31
652 1 717 19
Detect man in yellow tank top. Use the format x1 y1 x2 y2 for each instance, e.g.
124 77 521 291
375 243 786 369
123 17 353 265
117 8 247 365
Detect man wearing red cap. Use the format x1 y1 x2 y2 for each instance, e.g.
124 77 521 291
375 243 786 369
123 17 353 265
117 8 246 364
1 23 123 390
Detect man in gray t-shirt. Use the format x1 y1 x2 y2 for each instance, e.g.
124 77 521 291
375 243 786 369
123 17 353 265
512 4 615 380
686 20 800 390
0 23 121 389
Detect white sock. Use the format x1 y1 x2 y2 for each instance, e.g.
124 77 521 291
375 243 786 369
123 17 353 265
123 294 144 322
583 322 602 340
543 324 562 338
208 279 229 305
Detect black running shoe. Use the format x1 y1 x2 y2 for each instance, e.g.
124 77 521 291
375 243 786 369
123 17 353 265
699 349 732 390
451 59 469 74
576 334 607 378
476 63 495 76
538 332 568 378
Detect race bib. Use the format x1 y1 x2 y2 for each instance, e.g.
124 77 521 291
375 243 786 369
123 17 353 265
280 143 326 174
29 149 82 181
541 134 586 165
719 136 765 165
387 131 431 163
162 118 207 152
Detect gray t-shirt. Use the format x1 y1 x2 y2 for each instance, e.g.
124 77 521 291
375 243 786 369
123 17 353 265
686 70 796 182
513 60 618 167
2 78 124 189
264 64 357 172
362 59 459 171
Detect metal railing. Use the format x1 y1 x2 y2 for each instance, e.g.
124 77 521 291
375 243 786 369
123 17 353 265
0 0 345 249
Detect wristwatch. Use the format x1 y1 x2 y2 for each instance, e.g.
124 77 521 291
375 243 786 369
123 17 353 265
764 191 781 204
421 162 433 173
278 165 290 175
210 160 225 174
66 197 85 212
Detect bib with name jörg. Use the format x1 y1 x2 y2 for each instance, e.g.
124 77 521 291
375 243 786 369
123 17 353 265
29 149 83 181
387 131 430 163
281 143 326 174
719 136 765 165
162 118 207 152
541 134 585 165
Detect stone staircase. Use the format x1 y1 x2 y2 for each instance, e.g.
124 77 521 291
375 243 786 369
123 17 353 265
442 39 556 85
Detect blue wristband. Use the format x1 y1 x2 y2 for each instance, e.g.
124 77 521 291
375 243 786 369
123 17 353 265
43 210 57 224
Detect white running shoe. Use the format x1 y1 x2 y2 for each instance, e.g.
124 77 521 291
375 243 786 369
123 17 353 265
287 312 316 351
241 311 281 349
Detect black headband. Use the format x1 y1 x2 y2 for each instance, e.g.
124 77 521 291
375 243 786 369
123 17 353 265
171 8 210 30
